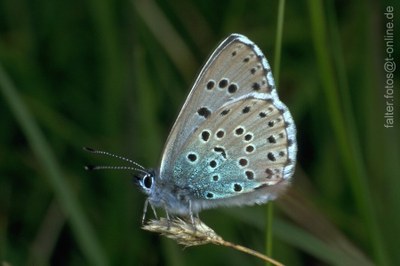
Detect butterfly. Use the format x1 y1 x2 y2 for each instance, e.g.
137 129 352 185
86 33 297 223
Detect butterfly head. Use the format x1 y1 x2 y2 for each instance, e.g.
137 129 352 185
134 169 157 195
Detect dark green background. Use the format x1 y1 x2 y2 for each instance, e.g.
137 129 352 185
1 0 399 265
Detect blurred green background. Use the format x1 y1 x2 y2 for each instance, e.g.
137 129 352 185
1 0 399 265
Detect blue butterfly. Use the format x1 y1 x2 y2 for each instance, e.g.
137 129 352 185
86 34 297 223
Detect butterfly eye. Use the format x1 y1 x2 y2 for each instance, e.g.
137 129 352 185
142 174 153 189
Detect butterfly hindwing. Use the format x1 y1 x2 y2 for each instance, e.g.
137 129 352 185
173 96 294 201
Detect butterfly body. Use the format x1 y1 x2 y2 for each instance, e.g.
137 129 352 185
134 33 297 218
137 169 290 216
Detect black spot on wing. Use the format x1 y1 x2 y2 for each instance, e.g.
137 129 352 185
197 107 211 118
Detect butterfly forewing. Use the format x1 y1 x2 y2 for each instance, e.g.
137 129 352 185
159 34 296 206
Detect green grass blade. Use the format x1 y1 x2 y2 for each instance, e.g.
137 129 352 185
307 1 388 264
266 1 286 264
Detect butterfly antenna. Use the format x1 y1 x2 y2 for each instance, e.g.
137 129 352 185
83 147 146 170
84 165 149 174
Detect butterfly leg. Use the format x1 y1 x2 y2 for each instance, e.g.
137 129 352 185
141 198 149 224
150 203 158 219
188 200 196 230
164 204 171 230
